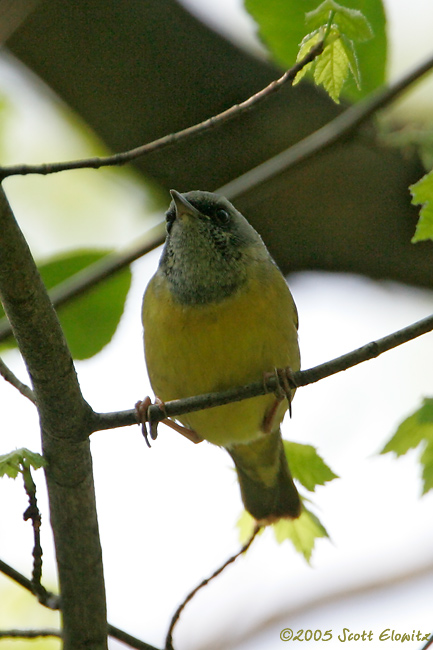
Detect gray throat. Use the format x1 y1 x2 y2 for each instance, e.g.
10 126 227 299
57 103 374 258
159 238 247 305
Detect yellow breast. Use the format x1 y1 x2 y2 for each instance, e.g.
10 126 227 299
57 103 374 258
142 263 300 446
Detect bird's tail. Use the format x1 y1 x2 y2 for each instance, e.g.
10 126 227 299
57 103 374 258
227 429 301 523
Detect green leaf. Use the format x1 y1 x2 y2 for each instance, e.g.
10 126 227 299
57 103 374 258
0 448 45 479
244 0 387 100
305 0 338 28
273 506 329 562
381 398 433 495
334 7 373 42
294 30 323 85
0 250 132 360
237 506 329 562
284 441 338 491
341 35 361 89
237 510 265 544
313 30 349 103
420 442 433 495
381 399 433 456
410 170 433 242
306 0 373 42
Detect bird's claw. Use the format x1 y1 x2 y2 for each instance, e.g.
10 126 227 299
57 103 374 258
135 396 203 446
135 396 166 447
262 366 296 433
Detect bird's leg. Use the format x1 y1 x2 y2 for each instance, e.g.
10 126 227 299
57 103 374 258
262 366 297 433
162 418 203 444
135 396 203 447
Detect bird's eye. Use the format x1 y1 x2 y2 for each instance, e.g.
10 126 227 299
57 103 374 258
215 209 230 226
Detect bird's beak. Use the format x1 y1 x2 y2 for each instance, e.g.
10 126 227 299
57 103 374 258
170 190 202 220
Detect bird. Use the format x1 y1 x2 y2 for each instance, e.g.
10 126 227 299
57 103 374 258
141 189 301 523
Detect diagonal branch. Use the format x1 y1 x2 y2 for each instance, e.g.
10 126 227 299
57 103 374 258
0 558 59 610
0 41 325 180
0 355 35 402
0 222 165 345
165 526 262 650
218 51 433 198
0 52 431 347
92 310 433 433
0 558 161 650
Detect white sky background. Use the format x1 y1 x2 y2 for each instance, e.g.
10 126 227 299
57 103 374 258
1 2 433 649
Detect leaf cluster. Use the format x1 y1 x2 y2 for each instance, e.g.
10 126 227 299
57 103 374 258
0 448 45 480
245 0 385 102
238 443 338 561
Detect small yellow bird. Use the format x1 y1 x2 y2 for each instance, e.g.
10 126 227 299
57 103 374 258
142 190 301 523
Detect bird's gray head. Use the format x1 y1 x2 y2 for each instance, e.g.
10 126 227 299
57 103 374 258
158 190 272 305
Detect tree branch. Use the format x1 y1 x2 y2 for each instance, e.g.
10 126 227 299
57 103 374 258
0 558 161 650
0 41 325 180
0 355 35 402
165 526 261 650
0 222 165 345
92 310 433 434
22 465 46 603
0 558 60 609
1 53 432 347
0 186 107 649
218 51 433 199
0 629 61 639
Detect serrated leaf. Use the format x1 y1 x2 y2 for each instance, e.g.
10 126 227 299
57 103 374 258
410 170 433 242
381 399 433 456
314 33 349 103
381 398 433 495
305 0 338 28
284 441 338 491
244 0 386 100
237 505 328 562
0 448 45 479
420 442 433 494
335 6 373 42
294 30 323 85
0 250 132 360
272 506 329 562
341 35 361 89
305 0 372 42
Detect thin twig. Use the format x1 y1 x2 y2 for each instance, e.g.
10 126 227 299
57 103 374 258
0 558 59 609
107 625 163 650
1 53 432 346
0 41 325 181
219 51 433 198
92 310 433 434
0 355 35 402
22 465 47 603
0 558 162 650
165 525 262 650
0 629 61 639
0 222 165 344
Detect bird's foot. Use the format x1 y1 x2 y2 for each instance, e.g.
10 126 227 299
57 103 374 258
135 396 203 447
262 366 297 433
135 395 159 447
